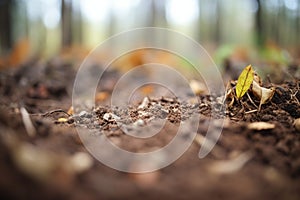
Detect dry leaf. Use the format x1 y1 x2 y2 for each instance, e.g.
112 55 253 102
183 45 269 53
252 80 262 98
248 122 275 130
252 80 275 111
236 65 254 99
259 87 275 109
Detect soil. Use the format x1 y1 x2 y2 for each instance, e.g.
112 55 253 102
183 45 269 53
0 59 300 200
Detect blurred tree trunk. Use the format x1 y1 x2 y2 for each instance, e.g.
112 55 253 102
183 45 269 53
61 0 73 48
145 0 167 27
107 9 116 37
277 0 283 46
197 0 203 42
214 0 221 45
153 0 167 27
255 0 265 47
0 0 14 53
145 0 155 27
297 7 300 45
73 8 82 45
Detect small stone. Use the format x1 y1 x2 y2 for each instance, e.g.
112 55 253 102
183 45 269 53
69 152 93 173
138 110 150 117
173 108 179 113
161 97 174 102
103 113 120 121
134 119 145 126
79 111 88 117
138 97 150 109
85 113 93 118
67 117 75 124
103 113 111 121
294 118 300 132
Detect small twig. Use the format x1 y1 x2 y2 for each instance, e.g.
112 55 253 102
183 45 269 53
31 109 71 117
291 80 300 105
288 87 300 106
246 92 258 108
20 106 36 137
245 109 258 114
230 117 240 121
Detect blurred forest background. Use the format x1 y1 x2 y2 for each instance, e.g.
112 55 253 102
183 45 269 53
0 0 299 67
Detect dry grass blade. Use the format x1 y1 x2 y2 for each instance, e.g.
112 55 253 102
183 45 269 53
236 65 254 99
20 107 36 137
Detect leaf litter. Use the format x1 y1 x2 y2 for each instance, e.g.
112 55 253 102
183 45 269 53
0 61 300 199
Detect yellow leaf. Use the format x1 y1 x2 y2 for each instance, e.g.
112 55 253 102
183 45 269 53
236 65 254 99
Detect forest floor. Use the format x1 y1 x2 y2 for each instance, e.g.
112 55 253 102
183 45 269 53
0 58 300 200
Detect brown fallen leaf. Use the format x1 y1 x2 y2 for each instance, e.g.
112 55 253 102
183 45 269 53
259 87 275 109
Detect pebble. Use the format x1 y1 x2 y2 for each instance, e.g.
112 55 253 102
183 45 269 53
103 113 112 121
79 111 88 117
138 110 150 117
103 113 120 121
134 119 145 126
294 118 300 132
69 152 93 173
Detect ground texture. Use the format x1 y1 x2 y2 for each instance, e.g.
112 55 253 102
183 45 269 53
0 60 300 200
